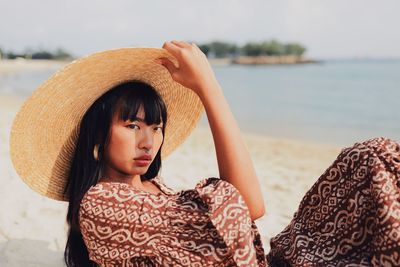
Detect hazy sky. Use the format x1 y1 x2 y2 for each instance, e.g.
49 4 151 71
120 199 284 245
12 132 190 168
1 0 399 59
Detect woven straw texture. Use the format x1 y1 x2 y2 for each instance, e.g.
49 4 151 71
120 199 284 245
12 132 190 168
10 48 204 202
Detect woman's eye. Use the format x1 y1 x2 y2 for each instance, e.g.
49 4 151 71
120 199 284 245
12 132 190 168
127 124 139 130
154 126 163 132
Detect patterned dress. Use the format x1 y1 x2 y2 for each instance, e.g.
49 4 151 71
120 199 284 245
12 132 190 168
80 137 400 266
79 176 267 266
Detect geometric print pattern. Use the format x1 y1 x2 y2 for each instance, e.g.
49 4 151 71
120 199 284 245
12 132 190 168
79 176 266 266
267 137 400 266
80 136 400 266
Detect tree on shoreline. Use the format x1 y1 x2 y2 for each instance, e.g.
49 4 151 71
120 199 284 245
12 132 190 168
1 47 73 60
199 41 239 58
198 40 306 58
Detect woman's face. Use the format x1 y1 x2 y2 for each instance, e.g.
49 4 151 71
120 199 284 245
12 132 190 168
102 105 164 180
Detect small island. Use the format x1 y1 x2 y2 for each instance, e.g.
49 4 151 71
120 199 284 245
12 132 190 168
198 40 318 65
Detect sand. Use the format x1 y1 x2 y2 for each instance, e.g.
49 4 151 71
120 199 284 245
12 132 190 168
0 59 68 75
0 61 344 266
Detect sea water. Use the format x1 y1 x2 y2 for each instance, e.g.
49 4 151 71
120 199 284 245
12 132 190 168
212 59 400 146
1 59 399 146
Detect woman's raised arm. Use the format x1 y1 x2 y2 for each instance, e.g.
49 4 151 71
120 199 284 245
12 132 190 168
156 40 265 220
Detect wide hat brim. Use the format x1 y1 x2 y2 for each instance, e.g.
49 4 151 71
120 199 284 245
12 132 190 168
10 47 204 202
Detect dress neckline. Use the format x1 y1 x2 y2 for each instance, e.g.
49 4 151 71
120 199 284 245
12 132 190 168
97 176 173 197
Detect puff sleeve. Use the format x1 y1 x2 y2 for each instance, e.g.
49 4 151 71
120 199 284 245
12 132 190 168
192 177 267 267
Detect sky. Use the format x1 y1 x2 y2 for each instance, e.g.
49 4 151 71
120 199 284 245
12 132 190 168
0 0 399 59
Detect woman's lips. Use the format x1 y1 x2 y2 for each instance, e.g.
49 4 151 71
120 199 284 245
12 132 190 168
134 159 151 167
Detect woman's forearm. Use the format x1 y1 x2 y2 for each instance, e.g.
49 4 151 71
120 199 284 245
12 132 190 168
156 40 266 220
197 80 266 220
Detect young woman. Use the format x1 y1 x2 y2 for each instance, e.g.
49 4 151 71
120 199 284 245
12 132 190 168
10 40 399 266
66 41 266 266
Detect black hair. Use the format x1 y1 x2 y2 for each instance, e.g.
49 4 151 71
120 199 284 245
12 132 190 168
63 81 167 266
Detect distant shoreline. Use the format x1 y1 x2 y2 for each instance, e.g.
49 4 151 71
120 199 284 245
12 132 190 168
209 55 319 65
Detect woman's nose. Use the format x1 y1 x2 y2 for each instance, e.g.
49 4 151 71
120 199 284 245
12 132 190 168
138 128 154 150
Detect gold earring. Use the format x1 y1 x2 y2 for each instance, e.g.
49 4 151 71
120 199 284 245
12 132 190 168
93 144 100 161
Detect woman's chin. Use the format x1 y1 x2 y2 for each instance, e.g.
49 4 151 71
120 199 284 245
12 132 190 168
132 167 150 175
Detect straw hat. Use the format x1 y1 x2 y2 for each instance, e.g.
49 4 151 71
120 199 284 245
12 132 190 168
9 47 204 202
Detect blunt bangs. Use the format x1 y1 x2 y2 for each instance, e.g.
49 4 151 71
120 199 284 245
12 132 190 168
114 81 167 127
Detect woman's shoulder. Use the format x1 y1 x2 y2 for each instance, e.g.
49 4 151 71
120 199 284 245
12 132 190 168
83 176 175 200
148 175 177 196
80 181 148 213
79 176 178 216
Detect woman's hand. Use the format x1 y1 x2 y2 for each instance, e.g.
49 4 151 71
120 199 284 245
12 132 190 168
155 40 219 97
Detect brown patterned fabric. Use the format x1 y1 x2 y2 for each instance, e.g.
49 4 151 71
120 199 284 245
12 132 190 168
267 137 400 266
80 137 400 266
79 176 267 266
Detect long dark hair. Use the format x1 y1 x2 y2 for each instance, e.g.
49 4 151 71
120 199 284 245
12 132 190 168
63 81 168 266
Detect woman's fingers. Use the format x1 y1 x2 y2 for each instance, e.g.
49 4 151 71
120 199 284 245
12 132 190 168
171 40 192 48
154 57 178 75
163 40 195 58
162 41 182 58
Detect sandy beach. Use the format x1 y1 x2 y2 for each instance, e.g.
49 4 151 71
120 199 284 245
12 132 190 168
0 59 68 75
0 61 344 266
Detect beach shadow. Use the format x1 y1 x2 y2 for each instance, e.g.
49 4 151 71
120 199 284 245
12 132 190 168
0 239 64 267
